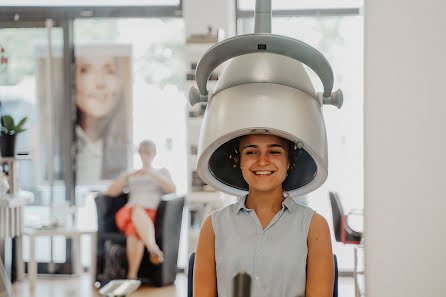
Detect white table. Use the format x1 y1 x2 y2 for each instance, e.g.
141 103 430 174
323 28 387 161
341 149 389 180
0 191 34 285
22 227 97 288
0 191 34 239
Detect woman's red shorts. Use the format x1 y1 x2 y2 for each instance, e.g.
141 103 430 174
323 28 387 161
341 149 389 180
115 205 157 240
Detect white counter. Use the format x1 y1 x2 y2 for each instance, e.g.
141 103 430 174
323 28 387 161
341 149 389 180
0 191 34 208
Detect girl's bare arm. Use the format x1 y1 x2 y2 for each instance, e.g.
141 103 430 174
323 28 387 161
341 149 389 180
194 215 217 297
306 213 335 297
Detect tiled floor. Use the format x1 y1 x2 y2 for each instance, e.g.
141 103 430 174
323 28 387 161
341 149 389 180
12 273 356 297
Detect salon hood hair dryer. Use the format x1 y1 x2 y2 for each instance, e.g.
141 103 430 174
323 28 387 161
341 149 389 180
189 0 343 198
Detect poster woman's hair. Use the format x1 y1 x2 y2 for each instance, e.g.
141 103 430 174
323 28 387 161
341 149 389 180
75 56 130 180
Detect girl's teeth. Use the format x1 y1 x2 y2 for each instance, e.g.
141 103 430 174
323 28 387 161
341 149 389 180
255 171 272 175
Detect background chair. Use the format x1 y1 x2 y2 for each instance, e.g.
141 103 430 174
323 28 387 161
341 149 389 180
187 252 338 297
94 192 184 286
329 191 364 297
329 191 362 244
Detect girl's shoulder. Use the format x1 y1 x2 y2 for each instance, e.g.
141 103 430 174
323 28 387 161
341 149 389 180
292 200 315 215
209 200 240 226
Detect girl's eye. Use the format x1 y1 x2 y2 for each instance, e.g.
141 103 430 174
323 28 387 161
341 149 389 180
270 151 281 154
245 151 256 155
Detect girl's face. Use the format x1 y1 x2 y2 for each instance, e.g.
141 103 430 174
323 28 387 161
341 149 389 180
239 134 290 193
75 56 120 119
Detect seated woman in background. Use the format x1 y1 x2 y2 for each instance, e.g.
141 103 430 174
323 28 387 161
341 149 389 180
106 140 176 279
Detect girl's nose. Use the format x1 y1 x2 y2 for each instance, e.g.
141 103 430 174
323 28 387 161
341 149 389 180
257 152 270 166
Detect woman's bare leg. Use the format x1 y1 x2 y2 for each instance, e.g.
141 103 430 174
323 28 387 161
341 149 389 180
131 206 164 264
126 235 145 279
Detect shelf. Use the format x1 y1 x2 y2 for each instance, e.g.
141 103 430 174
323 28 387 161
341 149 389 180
187 117 203 125
186 191 221 203
189 155 198 168
0 190 34 208
0 154 32 161
185 36 226 219
187 113 205 119
185 80 219 96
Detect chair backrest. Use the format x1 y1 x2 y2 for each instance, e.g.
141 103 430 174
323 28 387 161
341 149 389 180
187 252 196 297
329 191 345 243
333 254 338 297
154 193 185 241
95 193 129 233
152 194 185 285
187 252 338 297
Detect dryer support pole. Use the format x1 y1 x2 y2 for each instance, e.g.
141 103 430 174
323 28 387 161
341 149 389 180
254 0 271 33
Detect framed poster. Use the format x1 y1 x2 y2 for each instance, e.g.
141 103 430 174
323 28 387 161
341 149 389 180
36 43 133 186
74 44 132 184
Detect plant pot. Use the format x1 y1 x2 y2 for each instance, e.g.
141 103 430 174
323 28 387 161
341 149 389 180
0 134 16 157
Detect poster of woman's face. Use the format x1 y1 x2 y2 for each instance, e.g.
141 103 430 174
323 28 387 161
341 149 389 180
37 44 132 186
74 45 132 185
75 56 121 119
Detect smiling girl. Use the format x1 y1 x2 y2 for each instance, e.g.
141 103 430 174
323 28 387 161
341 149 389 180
194 134 334 297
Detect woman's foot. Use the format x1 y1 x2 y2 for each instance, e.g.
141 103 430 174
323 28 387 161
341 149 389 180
148 246 164 265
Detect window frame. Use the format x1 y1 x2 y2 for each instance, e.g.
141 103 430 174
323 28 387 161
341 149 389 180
0 2 182 26
235 0 361 34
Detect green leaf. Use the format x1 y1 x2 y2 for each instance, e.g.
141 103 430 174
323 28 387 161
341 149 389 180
15 117 27 130
14 128 26 134
1 115 14 131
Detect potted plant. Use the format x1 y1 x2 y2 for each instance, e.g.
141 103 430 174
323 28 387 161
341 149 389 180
0 115 27 157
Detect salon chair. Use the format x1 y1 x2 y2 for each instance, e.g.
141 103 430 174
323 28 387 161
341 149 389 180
94 192 184 286
187 252 338 297
328 191 362 244
329 191 363 297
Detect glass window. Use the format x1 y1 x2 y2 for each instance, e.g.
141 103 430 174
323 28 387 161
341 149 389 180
0 27 66 208
0 0 180 6
0 16 186 267
0 25 70 264
238 0 362 10
72 18 186 267
72 18 186 194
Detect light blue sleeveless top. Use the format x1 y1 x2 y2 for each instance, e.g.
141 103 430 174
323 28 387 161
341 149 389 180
211 195 315 297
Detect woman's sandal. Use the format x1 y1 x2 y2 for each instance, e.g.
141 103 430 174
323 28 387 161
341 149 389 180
149 248 164 265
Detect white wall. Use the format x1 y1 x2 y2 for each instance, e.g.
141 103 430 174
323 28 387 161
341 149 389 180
183 0 235 37
364 1 446 296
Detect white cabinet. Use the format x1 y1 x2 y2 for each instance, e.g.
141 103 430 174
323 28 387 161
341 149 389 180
184 34 236 255
0 157 34 289
185 37 221 195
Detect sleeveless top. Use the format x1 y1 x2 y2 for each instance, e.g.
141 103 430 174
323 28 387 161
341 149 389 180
211 195 315 297
126 168 172 209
